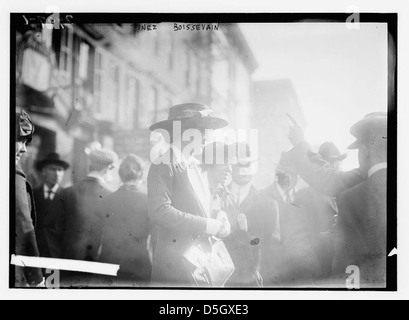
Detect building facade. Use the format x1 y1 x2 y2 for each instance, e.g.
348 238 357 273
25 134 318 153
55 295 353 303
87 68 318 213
15 22 257 187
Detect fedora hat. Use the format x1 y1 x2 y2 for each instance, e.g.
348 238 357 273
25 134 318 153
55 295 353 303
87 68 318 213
348 112 387 150
149 103 228 132
35 152 70 171
319 142 347 163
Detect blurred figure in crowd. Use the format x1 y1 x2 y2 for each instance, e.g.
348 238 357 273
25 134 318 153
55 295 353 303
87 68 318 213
293 142 345 280
265 153 319 285
332 113 387 287
99 154 151 286
286 115 366 196
34 153 69 259
62 148 118 264
228 142 280 287
15 110 44 287
201 141 258 287
148 103 229 286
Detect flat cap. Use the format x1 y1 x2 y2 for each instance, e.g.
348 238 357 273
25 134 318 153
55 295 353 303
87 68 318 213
88 148 118 167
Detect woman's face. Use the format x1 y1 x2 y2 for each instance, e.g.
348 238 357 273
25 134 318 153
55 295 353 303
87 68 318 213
15 141 27 165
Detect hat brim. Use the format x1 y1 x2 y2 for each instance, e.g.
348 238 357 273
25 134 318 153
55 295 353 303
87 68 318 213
149 117 228 132
324 153 348 162
36 159 70 171
347 140 360 150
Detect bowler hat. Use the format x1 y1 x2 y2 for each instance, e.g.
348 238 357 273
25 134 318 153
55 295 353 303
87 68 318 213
318 142 347 163
35 152 70 171
149 103 228 132
348 112 387 150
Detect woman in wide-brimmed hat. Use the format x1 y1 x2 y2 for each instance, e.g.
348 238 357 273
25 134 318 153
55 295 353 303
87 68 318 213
148 103 232 287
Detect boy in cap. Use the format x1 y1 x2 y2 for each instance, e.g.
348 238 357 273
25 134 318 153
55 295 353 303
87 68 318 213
61 148 118 270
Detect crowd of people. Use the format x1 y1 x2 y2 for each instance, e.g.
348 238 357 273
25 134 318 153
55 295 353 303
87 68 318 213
14 103 387 288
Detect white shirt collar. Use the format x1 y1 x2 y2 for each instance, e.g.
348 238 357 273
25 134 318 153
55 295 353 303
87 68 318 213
44 184 59 200
275 181 295 203
368 162 387 178
44 184 59 193
88 172 106 184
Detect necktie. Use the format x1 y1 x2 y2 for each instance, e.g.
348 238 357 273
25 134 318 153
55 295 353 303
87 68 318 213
47 190 54 201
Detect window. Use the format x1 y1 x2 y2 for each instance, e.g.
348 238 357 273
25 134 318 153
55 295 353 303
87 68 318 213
59 27 73 79
150 32 160 56
138 85 158 130
105 57 121 120
156 94 170 122
93 49 121 121
163 33 174 70
185 51 191 87
94 50 103 114
42 26 53 48
212 57 230 98
79 42 90 80
121 74 139 130
196 59 203 96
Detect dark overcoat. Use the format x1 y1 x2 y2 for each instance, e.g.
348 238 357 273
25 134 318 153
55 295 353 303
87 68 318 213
33 185 66 258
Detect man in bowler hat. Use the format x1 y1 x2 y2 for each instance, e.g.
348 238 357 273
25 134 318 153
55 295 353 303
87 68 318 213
34 153 70 259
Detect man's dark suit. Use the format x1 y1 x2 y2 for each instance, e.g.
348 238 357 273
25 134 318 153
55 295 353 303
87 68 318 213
33 185 66 258
61 177 111 262
99 184 151 283
148 155 211 287
223 186 280 287
333 168 387 287
264 183 320 284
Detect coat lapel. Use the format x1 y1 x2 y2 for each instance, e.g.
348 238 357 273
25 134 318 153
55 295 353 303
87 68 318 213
186 164 211 218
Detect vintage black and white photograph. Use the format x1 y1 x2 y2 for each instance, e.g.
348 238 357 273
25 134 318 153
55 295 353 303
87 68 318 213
9 11 397 291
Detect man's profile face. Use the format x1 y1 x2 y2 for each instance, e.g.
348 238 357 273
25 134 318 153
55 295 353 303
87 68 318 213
42 164 65 187
276 166 298 191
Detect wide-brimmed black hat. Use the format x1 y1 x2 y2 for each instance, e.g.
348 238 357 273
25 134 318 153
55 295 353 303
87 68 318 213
319 142 347 163
149 103 228 132
35 152 70 171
